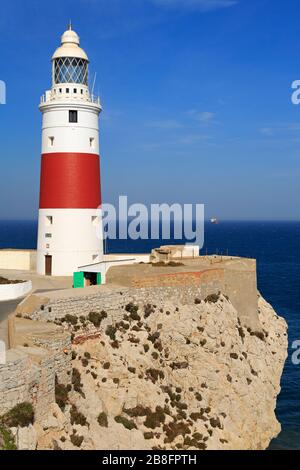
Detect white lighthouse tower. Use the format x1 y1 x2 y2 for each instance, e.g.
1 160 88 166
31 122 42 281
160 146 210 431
37 25 103 276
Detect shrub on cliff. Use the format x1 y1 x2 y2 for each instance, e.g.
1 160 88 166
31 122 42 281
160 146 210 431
72 368 84 396
70 405 87 427
144 304 155 318
97 412 108 428
55 378 69 411
125 303 140 320
62 314 78 325
0 423 17 450
88 311 107 328
123 405 150 418
247 328 265 341
143 406 166 429
2 402 34 428
105 325 117 341
204 293 220 304
146 368 165 383
163 420 191 443
114 415 137 430
70 432 84 448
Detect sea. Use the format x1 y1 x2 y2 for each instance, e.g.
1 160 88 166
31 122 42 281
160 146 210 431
0 220 299 450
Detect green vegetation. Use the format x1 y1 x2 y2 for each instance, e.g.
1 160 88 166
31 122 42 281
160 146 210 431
71 350 77 360
146 368 165 383
2 402 34 428
70 432 84 447
144 304 155 318
72 368 84 396
163 420 191 443
97 412 108 428
55 378 69 410
62 314 78 325
88 310 107 327
204 293 220 303
114 415 137 430
0 423 17 450
144 406 166 429
125 303 141 321
105 325 117 341
70 405 87 426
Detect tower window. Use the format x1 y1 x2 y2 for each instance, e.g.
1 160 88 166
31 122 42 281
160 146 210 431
81 89 83 94
89 137 95 149
66 88 69 93
91 216 99 226
73 88 77 94
69 110 78 123
45 233 52 239
48 136 55 148
45 215 53 226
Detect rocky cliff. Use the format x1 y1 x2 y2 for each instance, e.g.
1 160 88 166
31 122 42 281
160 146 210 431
7 291 287 450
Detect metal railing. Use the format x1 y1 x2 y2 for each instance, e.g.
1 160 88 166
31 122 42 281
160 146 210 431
40 91 101 106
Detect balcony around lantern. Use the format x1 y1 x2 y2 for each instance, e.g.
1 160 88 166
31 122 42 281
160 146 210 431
40 87 101 107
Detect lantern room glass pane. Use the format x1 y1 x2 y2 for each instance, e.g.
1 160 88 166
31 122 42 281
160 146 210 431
54 57 88 85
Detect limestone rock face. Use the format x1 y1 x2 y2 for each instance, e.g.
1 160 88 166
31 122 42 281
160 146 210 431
20 294 288 450
11 424 37 450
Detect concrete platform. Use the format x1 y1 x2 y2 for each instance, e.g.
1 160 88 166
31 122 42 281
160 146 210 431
106 255 256 287
0 269 72 292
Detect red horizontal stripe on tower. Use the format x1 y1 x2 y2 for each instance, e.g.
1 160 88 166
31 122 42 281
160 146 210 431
39 153 101 209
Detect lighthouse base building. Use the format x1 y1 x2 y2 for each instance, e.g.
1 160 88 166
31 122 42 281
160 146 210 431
37 26 103 277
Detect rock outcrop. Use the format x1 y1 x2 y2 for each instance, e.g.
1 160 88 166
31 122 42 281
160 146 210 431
11 292 287 450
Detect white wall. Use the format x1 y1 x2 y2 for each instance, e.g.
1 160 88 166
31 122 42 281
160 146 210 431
41 102 100 154
79 254 151 284
0 251 36 271
0 281 32 301
37 208 103 276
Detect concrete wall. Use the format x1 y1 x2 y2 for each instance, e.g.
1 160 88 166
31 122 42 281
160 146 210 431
0 250 36 271
223 260 259 330
151 245 199 262
131 269 224 289
28 261 259 331
0 281 32 301
0 334 71 421
103 254 150 263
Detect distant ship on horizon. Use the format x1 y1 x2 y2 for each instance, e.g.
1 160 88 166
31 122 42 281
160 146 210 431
210 217 219 224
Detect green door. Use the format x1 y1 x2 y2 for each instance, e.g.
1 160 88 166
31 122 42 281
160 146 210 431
96 273 102 285
73 271 84 288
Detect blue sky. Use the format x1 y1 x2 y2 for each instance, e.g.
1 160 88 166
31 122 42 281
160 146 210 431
0 0 300 220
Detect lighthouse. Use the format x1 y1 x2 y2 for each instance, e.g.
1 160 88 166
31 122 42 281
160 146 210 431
37 26 103 276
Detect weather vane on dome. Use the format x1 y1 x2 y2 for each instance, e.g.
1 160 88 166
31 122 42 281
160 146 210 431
69 19 72 30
